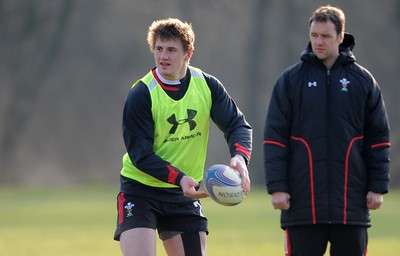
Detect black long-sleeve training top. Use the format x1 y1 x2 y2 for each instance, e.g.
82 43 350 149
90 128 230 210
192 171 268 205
120 67 252 202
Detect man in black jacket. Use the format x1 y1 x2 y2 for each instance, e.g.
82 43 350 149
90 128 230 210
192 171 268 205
264 5 390 256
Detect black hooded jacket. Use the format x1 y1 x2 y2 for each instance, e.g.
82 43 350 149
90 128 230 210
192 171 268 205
264 33 390 228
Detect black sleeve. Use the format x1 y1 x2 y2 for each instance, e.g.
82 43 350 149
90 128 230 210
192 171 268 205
263 73 291 194
203 73 252 164
363 75 390 194
122 82 185 185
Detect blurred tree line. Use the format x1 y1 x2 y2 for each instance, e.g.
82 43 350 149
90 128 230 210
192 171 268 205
1 0 399 187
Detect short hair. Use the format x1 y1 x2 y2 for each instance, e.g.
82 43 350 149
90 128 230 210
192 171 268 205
147 18 195 53
309 5 345 35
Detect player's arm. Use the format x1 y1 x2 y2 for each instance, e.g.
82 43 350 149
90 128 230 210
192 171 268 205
264 74 291 196
122 82 186 186
205 74 252 163
204 73 252 193
364 77 390 196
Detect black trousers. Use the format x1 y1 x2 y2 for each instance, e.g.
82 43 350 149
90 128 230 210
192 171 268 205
285 224 368 256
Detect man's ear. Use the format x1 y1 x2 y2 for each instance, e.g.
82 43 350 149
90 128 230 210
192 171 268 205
185 50 193 62
338 32 344 44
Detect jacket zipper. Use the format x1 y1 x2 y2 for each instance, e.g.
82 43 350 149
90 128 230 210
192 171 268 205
326 69 332 223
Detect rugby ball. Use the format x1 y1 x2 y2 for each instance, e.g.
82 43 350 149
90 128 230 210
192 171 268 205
203 164 245 206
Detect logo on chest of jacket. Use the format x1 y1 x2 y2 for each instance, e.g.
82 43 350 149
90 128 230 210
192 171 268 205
308 81 317 87
340 78 350 92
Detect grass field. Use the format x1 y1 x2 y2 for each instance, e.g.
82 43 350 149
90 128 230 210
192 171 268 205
0 186 399 255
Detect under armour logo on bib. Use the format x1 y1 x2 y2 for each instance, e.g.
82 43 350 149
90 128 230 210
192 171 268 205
167 109 197 134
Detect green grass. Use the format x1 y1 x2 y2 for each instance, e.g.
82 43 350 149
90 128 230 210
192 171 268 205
0 186 399 255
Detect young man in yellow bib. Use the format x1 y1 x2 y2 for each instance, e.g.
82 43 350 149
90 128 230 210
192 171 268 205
114 18 252 256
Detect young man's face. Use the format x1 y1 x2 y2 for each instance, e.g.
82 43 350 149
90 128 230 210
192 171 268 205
310 20 344 68
153 37 192 80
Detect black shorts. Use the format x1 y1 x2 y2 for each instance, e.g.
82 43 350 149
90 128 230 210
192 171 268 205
114 192 208 241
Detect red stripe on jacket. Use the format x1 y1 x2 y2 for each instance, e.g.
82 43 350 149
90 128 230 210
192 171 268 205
291 136 316 224
264 140 286 148
371 142 390 148
344 135 364 224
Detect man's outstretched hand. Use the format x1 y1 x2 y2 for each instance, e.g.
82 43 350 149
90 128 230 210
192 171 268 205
180 176 208 198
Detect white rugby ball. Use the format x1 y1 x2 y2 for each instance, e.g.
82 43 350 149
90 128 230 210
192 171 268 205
203 164 244 206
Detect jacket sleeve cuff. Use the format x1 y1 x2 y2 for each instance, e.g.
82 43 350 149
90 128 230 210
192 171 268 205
267 182 289 195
